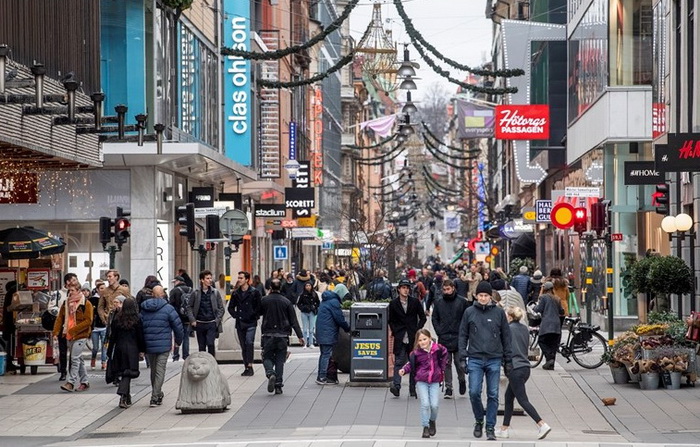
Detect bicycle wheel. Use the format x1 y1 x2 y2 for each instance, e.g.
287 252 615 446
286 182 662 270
529 329 544 368
571 331 608 369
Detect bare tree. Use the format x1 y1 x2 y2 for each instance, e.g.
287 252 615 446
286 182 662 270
417 82 451 141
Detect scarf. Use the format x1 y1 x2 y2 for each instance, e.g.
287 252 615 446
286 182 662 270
67 290 84 315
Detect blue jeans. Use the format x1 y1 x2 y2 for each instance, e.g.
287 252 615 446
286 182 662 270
91 327 107 363
236 325 257 366
300 312 316 346
416 381 440 427
317 344 334 380
467 357 502 428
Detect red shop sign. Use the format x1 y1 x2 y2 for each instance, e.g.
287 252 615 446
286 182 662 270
495 105 550 140
0 173 38 204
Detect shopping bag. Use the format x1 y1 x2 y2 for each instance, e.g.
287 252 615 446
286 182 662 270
686 311 700 342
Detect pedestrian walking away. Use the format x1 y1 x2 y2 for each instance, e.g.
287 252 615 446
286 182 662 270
53 283 94 392
228 271 261 375
389 279 427 398
398 328 448 438
315 290 350 385
496 306 552 440
431 278 468 399
141 285 184 407
533 281 564 370
188 270 226 358
259 278 304 394
169 275 192 361
107 297 145 409
459 281 513 441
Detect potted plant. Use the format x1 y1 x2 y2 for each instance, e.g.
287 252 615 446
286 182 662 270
603 350 629 384
646 256 694 313
632 359 660 390
656 347 689 390
628 255 658 317
610 332 640 383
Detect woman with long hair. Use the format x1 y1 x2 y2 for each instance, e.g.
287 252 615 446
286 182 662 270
136 275 160 306
107 298 145 408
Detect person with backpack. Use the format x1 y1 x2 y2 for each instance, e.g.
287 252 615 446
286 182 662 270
398 328 448 438
169 275 192 361
367 269 392 301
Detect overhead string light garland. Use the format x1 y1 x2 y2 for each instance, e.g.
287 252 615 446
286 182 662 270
344 133 398 149
221 0 361 60
421 166 463 194
258 54 355 88
422 123 482 153
392 0 524 78
424 136 480 162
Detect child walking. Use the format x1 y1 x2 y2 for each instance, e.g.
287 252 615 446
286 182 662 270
399 328 448 438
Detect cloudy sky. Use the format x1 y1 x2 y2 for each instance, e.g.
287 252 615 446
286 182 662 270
348 0 494 102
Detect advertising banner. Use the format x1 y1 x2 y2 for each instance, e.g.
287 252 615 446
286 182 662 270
659 133 700 172
0 173 38 204
352 339 383 359
285 187 315 212
456 99 494 139
255 204 286 218
652 102 666 139
624 161 663 185
495 105 550 140
223 0 251 164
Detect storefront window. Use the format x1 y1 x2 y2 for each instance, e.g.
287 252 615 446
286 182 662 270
651 0 668 137
568 0 608 121
609 0 653 86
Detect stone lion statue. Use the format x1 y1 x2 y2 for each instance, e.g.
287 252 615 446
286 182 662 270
176 352 231 413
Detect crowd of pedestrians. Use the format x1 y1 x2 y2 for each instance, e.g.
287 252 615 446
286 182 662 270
35 260 574 441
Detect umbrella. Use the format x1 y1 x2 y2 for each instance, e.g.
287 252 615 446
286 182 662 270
0 226 66 259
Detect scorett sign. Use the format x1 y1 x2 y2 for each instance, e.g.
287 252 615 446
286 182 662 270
624 161 663 185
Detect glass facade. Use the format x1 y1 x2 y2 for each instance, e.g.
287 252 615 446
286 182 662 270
568 0 608 122
609 0 653 86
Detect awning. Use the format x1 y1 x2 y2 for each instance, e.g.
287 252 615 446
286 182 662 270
510 233 536 260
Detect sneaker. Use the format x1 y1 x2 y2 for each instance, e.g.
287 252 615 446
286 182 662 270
274 386 283 395
76 383 90 392
422 427 431 438
58 373 66 381
444 388 453 399
495 428 510 438
267 374 277 393
315 378 328 385
473 421 483 438
326 378 339 385
90 358 96 369
241 367 254 377
459 380 467 395
60 382 74 392
486 426 496 441
428 420 436 436
119 395 128 409
537 423 552 439
542 360 555 370
149 399 158 407
389 384 400 397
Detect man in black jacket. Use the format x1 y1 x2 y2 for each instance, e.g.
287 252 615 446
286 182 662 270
432 278 469 399
388 279 427 398
459 281 513 441
259 279 304 394
169 275 192 361
228 271 262 376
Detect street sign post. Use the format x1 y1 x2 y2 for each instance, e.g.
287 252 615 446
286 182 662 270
273 245 288 260
220 209 249 242
535 200 552 223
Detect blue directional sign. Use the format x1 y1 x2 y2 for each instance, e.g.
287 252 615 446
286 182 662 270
273 245 288 260
322 241 333 250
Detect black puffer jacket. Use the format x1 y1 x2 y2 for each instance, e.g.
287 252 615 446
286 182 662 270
458 300 512 364
297 288 320 314
431 292 468 351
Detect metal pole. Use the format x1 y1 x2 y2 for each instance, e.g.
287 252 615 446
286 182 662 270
606 234 614 342
108 246 117 270
224 246 232 299
691 232 697 312
199 245 207 273
677 174 683 318
585 234 593 323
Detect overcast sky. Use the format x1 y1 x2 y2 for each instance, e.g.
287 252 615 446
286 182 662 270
348 0 494 102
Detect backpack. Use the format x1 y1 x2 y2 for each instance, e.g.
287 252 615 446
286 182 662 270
177 286 193 318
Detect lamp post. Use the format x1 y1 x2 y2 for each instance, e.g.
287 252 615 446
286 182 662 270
661 213 696 316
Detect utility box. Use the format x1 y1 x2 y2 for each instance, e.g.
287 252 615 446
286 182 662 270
350 302 389 382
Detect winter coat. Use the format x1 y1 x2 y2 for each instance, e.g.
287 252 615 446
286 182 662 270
401 342 448 384
228 286 261 330
188 287 226 332
552 278 569 316
98 283 130 325
53 299 93 341
388 295 427 354
140 297 184 354
297 288 320 314
431 292 468 351
508 321 531 370
367 277 392 300
333 283 350 301
315 291 350 345
458 300 512 363
533 293 563 336
169 284 192 324
107 319 146 380
497 288 529 326
426 279 444 309
510 274 530 303
259 292 303 338
454 278 469 299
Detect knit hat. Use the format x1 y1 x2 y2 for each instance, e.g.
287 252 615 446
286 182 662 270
531 270 543 284
491 279 507 291
519 266 528 274
542 281 554 292
475 281 492 296
407 269 417 279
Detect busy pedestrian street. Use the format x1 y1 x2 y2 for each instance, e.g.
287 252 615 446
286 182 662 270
2 344 700 447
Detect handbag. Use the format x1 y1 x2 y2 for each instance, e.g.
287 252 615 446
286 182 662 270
686 311 700 342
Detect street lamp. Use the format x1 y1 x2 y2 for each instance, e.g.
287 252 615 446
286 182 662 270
662 213 696 316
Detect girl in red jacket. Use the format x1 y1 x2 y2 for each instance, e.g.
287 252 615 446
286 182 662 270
399 328 448 438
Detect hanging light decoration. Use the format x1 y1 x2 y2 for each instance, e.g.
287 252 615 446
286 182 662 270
402 91 418 114
355 3 399 93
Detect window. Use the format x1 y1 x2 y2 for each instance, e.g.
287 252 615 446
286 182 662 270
609 0 653 86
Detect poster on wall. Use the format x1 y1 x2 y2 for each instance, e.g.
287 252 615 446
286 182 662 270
27 269 50 291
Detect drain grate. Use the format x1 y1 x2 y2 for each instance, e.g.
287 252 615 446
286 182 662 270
83 432 140 438
581 430 618 435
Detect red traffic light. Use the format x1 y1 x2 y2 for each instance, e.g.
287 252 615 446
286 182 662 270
573 207 587 234
116 218 130 232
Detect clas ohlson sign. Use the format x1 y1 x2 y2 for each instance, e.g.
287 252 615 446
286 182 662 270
223 0 251 165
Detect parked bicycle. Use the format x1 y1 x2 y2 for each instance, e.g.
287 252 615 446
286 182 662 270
528 316 609 369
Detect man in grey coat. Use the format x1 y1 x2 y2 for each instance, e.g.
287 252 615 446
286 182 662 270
186 269 226 357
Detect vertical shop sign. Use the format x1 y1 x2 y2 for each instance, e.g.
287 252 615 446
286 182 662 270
156 223 170 287
652 102 666 139
223 0 251 164
179 24 198 136
289 121 297 160
312 87 323 186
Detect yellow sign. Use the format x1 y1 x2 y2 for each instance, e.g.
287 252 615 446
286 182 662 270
606 268 613 274
586 266 593 273
523 211 536 221
297 216 317 227
491 246 500 256
586 278 593 284
607 287 614 293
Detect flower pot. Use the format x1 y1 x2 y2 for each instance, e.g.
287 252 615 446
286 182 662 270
610 365 630 384
639 372 659 390
662 371 682 390
626 364 640 383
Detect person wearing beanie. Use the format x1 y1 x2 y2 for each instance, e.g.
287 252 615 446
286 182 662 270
459 280 512 441
510 266 531 305
528 271 543 303
533 282 563 370
432 278 469 399
408 269 427 301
